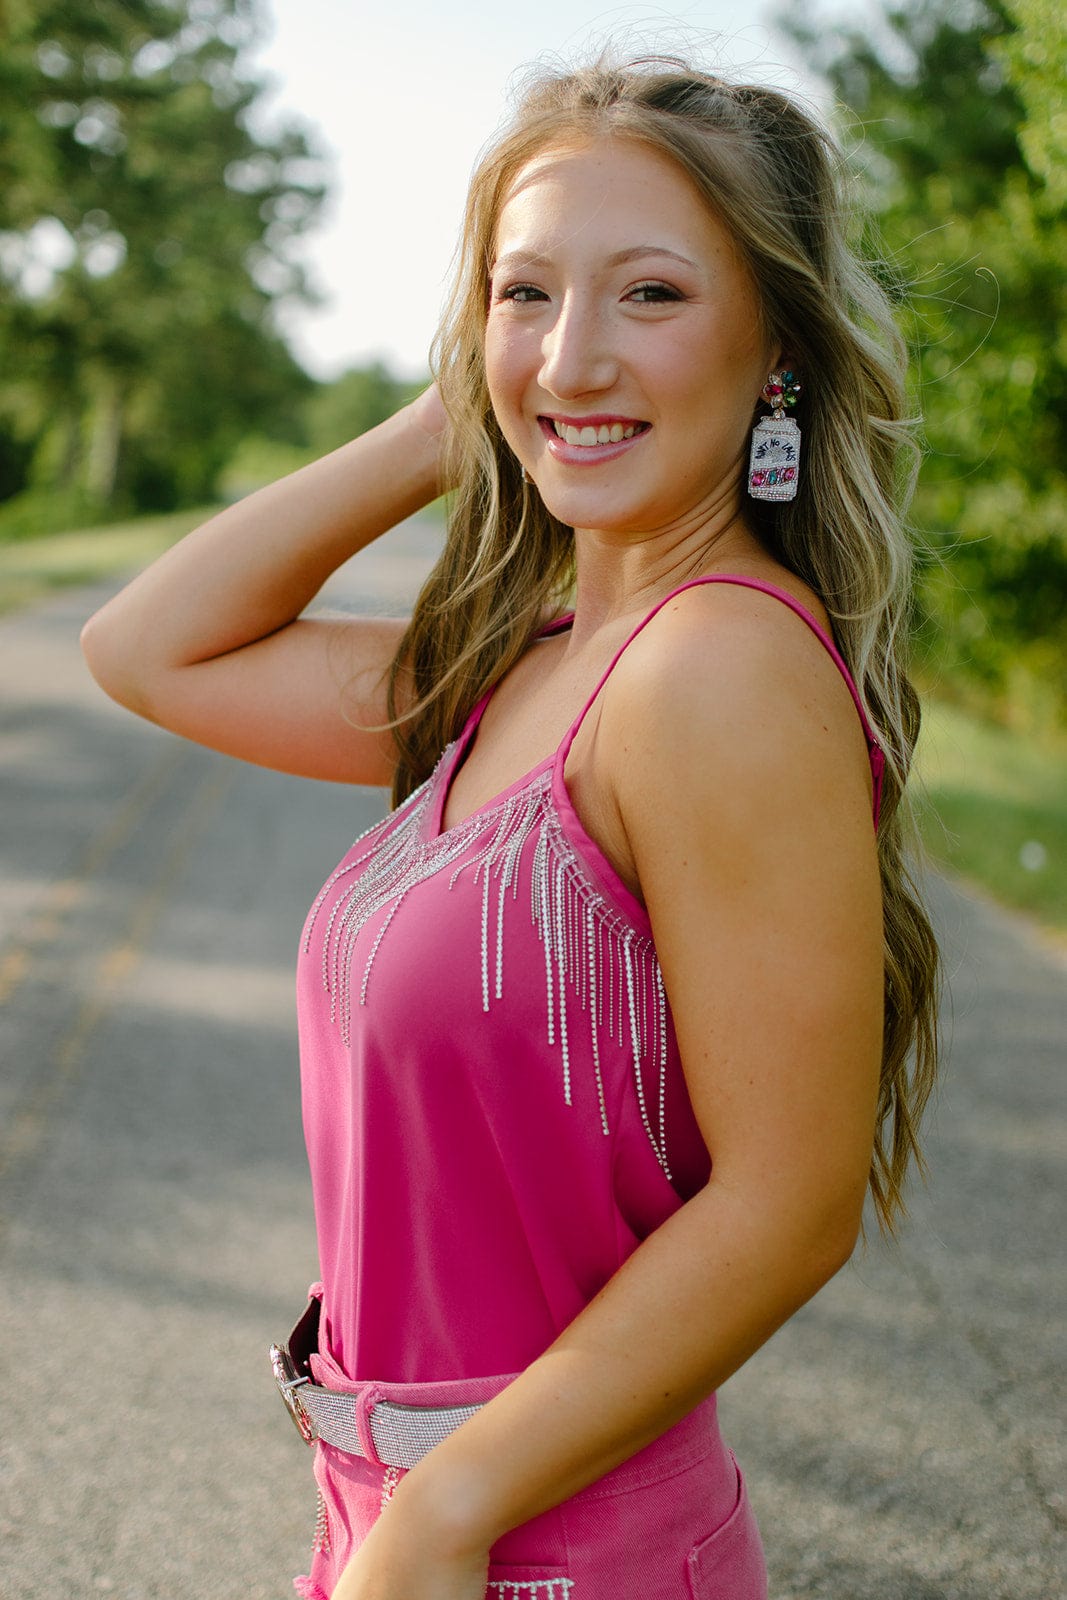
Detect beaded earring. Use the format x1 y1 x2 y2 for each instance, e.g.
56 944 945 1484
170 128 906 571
747 370 802 502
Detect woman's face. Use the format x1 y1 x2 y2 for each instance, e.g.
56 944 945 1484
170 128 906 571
485 136 777 540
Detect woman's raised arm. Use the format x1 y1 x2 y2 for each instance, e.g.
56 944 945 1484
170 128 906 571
80 386 447 786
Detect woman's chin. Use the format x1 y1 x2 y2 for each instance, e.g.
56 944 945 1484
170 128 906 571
532 484 649 536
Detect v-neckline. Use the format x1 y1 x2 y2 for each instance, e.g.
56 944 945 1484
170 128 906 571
430 697 555 841
430 615 575 840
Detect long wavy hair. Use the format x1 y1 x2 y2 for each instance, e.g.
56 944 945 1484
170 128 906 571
385 57 940 1234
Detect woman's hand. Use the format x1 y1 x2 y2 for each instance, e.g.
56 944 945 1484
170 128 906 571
329 1495 490 1600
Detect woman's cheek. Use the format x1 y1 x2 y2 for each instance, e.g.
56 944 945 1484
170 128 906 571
485 328 531 442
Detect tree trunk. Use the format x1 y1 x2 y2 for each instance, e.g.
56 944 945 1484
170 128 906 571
84 371 124 505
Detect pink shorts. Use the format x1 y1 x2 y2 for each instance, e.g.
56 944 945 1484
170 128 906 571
292 1354 767 1600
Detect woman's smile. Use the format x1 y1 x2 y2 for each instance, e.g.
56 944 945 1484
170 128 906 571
538 413 652 462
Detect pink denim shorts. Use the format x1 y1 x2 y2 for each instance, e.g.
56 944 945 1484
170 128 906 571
292 1356 767 1600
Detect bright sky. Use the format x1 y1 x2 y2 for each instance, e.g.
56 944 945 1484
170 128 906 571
245 1 843 380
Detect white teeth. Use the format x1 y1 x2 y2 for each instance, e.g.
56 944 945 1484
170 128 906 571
553 419 643 447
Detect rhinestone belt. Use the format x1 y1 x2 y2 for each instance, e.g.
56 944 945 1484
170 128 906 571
269 1297 483 1469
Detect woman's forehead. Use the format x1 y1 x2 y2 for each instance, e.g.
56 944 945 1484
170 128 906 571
491 137 735 266
500 134 683 205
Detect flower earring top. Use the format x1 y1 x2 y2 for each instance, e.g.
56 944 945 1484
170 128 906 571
762 370 802 417
748 369 802 502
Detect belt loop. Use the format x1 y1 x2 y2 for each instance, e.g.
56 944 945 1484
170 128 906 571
356 1385 386 1465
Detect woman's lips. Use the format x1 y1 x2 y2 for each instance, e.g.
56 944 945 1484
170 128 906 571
537 415 651 464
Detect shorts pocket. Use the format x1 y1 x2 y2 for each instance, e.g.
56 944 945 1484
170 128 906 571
486 1566 573 1597
685 1456 767 1600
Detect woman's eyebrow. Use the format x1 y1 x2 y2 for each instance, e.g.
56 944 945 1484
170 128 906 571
491 245 700 273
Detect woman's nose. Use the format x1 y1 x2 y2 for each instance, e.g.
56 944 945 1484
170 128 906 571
538 297 616 398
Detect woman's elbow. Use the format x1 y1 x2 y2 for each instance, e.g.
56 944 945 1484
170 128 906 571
817 1208 864 1281
80 607 153 717
759 1169 869 1294
805 1177 868 1286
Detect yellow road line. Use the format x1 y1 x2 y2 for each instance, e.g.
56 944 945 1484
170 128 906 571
0 758 236 1188
0 741 187 1007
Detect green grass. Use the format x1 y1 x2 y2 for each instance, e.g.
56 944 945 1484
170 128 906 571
0 506 215 615
915 699 1067 938
0 491 448 617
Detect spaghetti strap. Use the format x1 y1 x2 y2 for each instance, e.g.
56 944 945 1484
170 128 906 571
555 574 885 828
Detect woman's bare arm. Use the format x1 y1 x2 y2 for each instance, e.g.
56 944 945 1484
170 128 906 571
331 588 884 1596
80 387 446 785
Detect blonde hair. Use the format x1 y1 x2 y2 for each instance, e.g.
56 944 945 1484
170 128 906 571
386 57 940 1234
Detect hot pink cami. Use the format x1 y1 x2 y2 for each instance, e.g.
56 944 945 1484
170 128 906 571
296 576 885 1384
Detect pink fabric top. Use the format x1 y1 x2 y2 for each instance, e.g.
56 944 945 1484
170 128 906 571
296 576 885 1383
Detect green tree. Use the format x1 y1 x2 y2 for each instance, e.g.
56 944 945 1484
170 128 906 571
303 363 426 456
782 0 1067 722
996 0 1067 211
0 0 326 529
218 361 430 501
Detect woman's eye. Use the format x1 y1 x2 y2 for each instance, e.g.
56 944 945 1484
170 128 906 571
627 282 683 303
496 283 548 303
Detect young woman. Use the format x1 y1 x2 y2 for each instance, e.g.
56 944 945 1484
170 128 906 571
82 57 940 1600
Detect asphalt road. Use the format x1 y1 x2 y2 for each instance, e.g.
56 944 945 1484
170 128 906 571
0 515 1063 1599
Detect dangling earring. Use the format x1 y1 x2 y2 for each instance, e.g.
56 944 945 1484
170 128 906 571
521 465 531 484
748 370 802 502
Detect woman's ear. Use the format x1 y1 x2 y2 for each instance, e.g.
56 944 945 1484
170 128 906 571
758 325 784 374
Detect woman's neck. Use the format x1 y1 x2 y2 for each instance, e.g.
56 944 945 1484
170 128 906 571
565 506 767 648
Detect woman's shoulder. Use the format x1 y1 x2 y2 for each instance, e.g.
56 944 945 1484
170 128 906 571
611 568 842 709
645 567 834 647
599 568 874 824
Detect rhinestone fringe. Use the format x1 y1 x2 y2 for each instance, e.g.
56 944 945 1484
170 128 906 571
303 754 673 1181
486 1583 574 1597
311 1490 330 1555
379 1464 403 1512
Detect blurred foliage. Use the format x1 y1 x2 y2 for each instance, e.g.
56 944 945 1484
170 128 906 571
218 363 428 500
782 0 1067 726
303 362 426 456
0 0 327 531
915 697 1067 933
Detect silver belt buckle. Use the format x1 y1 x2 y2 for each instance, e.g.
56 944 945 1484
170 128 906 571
269 1341 318 1445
